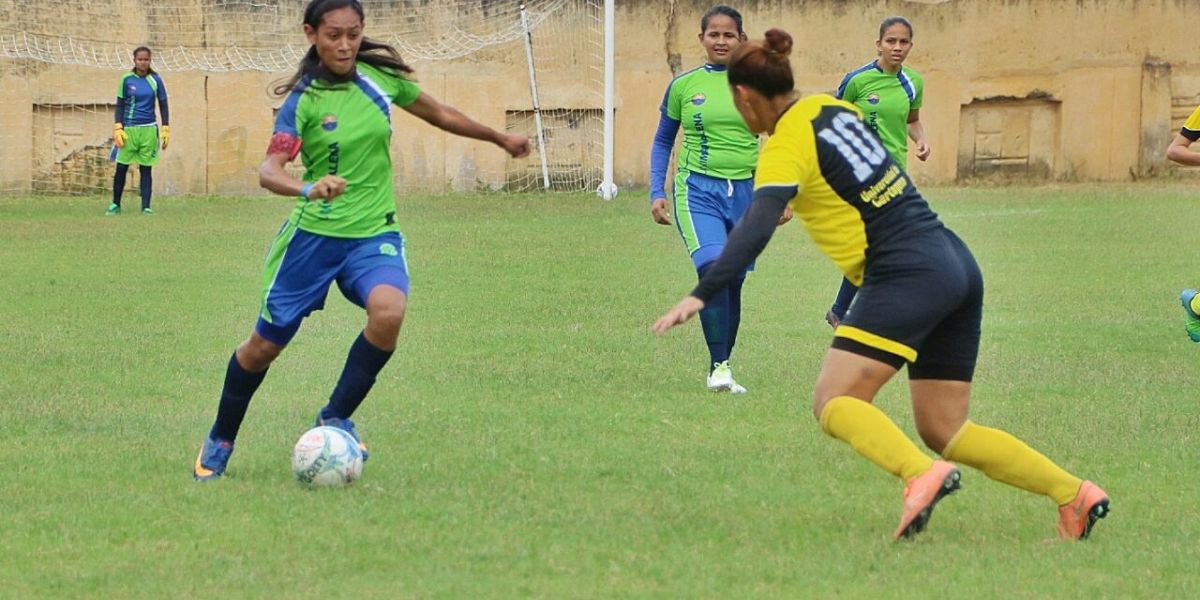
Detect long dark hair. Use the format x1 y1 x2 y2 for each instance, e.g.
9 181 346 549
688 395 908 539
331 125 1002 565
131 46 156 76
273 0 414 96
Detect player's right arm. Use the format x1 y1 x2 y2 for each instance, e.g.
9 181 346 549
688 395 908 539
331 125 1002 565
258 133 345 200
649 80 682 225
1167 105 1200 166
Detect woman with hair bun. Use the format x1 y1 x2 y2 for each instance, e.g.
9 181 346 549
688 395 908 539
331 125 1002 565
653 28 1109 542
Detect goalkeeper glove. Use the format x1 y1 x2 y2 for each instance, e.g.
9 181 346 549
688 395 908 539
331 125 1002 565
160 125 170 150
113 123 126 148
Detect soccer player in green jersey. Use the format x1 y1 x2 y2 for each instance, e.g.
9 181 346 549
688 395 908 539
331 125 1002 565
106 46 169 216
825 16 930 329
193 0 531 480
648 5 790 393
654 28 1108 541
1166 105 1200 342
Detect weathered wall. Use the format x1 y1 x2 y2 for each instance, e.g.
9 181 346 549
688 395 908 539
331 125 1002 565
621 0 1200 186
3 0 1200 195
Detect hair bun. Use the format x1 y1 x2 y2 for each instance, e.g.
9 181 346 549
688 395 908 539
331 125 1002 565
763 28 793 56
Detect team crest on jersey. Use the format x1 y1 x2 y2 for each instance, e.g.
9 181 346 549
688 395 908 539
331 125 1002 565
321 113 338 132
691 93 706 106
867 93 880 105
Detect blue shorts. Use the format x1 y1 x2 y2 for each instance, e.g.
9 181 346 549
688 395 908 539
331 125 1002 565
672 170 755 271
255 223 410 345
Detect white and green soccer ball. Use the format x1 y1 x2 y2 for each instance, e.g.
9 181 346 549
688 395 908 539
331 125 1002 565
292 426 363 487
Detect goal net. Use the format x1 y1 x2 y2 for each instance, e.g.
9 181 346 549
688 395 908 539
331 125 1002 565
0 0 608 196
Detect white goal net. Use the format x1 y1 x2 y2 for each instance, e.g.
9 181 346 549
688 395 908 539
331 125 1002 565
0 0 608 196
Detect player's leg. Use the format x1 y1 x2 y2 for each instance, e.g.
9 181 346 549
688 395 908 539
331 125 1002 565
724 177 753 369
318 232 411 458
675 172 742 392
108 162 130 215
1180 289 1200 342
138 165 153 213
194 225 337 480
910 229 1108 540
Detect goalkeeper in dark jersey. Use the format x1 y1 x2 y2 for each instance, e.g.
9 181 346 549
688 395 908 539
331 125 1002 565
106 46 169 215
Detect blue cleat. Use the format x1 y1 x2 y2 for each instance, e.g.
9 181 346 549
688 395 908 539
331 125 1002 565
316 414 368 461
1181 289 1200 342
193 436 234 481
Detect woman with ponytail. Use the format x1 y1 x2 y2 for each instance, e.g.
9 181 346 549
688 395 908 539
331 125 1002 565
653 29 1109 542
193 0 531 481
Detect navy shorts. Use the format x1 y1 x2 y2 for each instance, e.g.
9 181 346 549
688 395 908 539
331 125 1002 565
832 227 983 381
255 222 409 345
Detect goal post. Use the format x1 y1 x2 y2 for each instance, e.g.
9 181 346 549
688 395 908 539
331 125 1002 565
0 0 614 197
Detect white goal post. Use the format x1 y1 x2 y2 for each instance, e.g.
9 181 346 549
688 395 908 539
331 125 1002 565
0 0 615 197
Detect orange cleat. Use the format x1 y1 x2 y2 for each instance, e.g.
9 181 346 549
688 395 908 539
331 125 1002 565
1057 480 1110 540
895 460 961 540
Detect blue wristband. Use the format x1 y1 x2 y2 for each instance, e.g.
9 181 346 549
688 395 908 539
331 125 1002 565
300 183 314 199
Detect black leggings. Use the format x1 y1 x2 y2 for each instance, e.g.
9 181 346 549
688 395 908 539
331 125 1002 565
112 164 153 209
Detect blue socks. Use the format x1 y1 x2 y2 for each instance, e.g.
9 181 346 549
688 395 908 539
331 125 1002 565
830 277 859 320
209 351 269 442
320 332 394 420
698 263 745 371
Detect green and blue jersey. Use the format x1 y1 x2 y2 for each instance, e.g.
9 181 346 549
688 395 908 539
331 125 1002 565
649 64 757 199
115 71 169 127
835 62 923 169
273 61 421 238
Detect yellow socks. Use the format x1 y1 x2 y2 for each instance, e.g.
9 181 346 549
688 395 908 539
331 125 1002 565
942 420 1082 505
1191 294 1200 315
819 396 933 481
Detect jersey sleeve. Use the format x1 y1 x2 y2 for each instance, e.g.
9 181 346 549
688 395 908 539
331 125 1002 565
153 73 170 125
910 70 924 110
1183 105 1200 142
390 76 421 108
662 78 682 121
835 72 858 101
268 88 306 159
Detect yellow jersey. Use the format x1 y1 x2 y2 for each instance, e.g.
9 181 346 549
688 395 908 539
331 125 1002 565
754 94 942 285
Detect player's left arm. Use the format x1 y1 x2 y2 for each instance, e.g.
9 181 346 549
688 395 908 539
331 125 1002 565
154 74 171 149
907 109 929 161
401 92 531 158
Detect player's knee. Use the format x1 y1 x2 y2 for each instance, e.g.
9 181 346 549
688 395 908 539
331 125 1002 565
240 335 284 370
367 297 406 335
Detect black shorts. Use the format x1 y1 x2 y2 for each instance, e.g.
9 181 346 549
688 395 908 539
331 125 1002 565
832 227 983 381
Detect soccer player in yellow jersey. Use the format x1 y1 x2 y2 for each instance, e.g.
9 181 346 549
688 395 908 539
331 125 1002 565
1165 106 1200 342
653 28 1109 541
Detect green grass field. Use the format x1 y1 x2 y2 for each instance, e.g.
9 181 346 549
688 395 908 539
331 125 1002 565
2 184 1198 598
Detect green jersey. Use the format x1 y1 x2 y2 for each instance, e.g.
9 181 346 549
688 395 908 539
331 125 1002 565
835 62 923 169
273 61 421 238
661 64 757 179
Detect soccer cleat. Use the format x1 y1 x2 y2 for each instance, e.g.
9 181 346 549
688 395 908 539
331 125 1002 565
105 203 121 216
1057 480 1110 540
193 436 234 481
1181 289 1200 342
707 361 747 394
316 414 368 461
894 460 961 540
142 207 154 215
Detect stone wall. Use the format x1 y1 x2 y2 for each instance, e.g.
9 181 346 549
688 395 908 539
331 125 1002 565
2 0 1198 195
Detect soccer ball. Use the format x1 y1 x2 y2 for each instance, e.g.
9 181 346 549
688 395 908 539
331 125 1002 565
291 426 364 487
